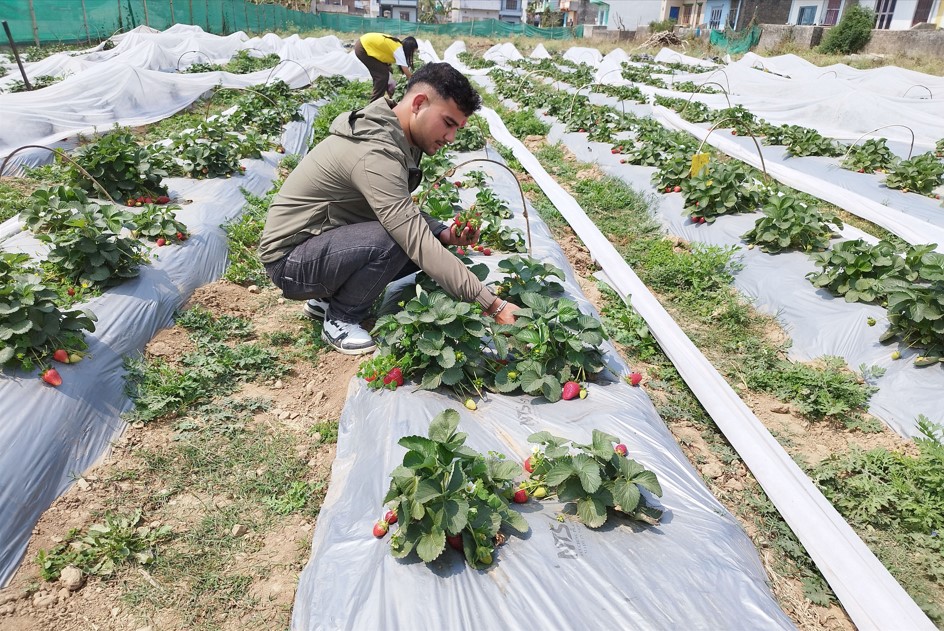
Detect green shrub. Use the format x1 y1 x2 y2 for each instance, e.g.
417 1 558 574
819 5 875 54
649 19 677 32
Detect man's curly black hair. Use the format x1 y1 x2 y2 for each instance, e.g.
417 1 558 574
405 62 482 116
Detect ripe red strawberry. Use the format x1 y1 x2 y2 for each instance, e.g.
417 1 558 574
384 510 397 525
513 489 528 503
383 367 404 387
456 247 466 256
52 349 70 363
629 372 643 386
857 168 864 173
620 158 627 164
143 197 153 204
176 232 186 241
447 534 463 551
126 198 135 206
673 185 681 193
562 380 581 400
372 520 389 537
614 443 628 457
482 248 491 256
156 195 170 204
578 128 585 133
665 187 672 193
41 368 62 387
454 181 462 187
524 457 534 473
611 148 620 154
731 130 737 135
66 287 76 297
156 238 166 247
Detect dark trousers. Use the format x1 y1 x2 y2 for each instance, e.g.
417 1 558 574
354 39 393 102
265 222 418 324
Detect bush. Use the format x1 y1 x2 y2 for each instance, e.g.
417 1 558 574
649 19 677 33
819 5 875 54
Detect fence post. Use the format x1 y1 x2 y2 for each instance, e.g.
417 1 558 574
143 0 150 26
170 0 176 24
81 0 91 43
118 0 124 32
204 0 210 31
2 20 32 90
189 0 194 24
27 0 40 46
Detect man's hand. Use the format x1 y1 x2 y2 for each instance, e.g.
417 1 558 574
486 297 519 324
437 224 481 248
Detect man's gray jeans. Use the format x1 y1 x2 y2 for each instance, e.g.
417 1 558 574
265 222 418 324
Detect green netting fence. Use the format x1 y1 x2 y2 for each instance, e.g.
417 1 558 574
709 23 762 54
1 0 580 46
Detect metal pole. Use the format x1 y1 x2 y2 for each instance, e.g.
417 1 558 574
170 0 176 24
81 0 91 43
204 0 210 31
244 0 250 33
118 0 124 32
189 0 194 24
143 0 150 26
27 0 40 46
2 21 32 90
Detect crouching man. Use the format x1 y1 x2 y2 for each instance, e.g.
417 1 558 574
259 62 518 354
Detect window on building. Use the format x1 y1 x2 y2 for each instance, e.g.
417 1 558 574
506 0 519 9
682 4 692 23
797 5 816 24
399 10 410 19
874 0 896 27
708 7 722 28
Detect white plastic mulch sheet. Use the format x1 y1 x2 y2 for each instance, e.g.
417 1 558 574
291 154 793 630
0 25 370 174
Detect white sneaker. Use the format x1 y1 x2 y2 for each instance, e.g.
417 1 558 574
321 318 376 355
303 299 329 320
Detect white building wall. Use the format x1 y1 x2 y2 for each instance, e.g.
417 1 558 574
605 0 662 29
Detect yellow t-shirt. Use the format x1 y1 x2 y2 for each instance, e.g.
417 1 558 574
359 33 403 65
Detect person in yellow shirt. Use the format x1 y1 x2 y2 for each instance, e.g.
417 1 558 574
354 33 419 102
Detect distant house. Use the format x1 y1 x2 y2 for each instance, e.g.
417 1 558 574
499 0 526 23
372 0 417 20
598 0 661 29
785 0 943 28
450 0 501 22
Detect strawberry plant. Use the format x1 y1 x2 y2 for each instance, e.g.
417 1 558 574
742 193 843 253
20 185 89 233
593 83 647 104
491 292 608 402
654 95 714 124
450 114 487 152
783 128 843 158
715 105 761 136
652 151 695 192
523 429 663 527
481 224 527 254
0 253 96 371
41 205 147 287
681 160 767 223
881 251 944 364
67 127 169 202
491 256 564 299
370 288 492 396
163 119 248 179
842 138 897 173
130 203 189 244
807 239 909 303
884 152 944 195
935 138 944 158
383 409 528 567
620 63 667 88
762 124 807 146
456 52 495 69
417 183 461 221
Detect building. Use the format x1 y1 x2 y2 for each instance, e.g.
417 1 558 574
450 0 501 22
785 0 943 28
